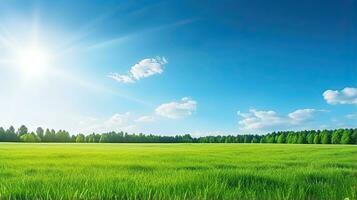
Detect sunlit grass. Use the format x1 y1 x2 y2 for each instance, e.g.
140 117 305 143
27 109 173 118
0 143 356 199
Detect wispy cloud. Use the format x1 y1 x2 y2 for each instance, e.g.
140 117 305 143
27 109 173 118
346 113 357 119
107 74 135 83
85 35 130 50
78 112 159 133
135 115 156 123
108 56 167 83
78 112 136 133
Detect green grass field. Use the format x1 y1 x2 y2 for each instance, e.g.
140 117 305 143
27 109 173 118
0 143 356 200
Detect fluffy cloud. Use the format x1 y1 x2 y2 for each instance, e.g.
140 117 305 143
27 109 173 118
105 112 131 127
288 109 317 123
237 109 283 130
155 97 197 119
323 87 357 105
130 57 166 80
101 112 136 132
108 57 167 83
237 108 322 132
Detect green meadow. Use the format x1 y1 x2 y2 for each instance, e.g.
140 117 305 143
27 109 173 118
0 143 356 200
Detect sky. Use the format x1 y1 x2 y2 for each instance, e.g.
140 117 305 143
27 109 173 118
0 0 356 136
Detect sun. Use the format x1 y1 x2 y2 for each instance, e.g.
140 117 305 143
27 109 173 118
17 45 50 78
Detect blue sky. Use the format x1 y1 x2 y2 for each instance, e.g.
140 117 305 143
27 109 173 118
0 0 356 135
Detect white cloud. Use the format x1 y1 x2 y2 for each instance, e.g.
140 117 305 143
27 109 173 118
237 108 322 132
288 109 318 123
108 56 167 83
101 112 136 132
135 115 156 123
237 109 284 130
323 87 357 105
191 130 230 137
346 113 357 119
77 112 163 133
107 73 134 83
130 57 166 80
105 112 131 127
155 97 197 119
78 112 136 133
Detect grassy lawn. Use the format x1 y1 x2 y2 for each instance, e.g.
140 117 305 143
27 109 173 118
0 143 356 199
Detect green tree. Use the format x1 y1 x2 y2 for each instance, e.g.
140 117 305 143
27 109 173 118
87 134 97 143
297 133 306 144
36 127 44 140
287 132 298 143
266 135 275 143
94 133 101 143
331 129 342 144
71 135 76 142
313 134 320 144
306 133 314 144
0 127 5 141
277 134 286 143
56 130 71 142
76 134 85 143
320 130 330 144
243 135 251 143
340 130 351 144
43 129 51 142
260 137 266 143
50 129 56 141
8 126 15 134
6 126 18 141
352 130 357 144
17 125 28 137
43 128 56 142
99 134 109 143
20 133 40 142
251 137 259 143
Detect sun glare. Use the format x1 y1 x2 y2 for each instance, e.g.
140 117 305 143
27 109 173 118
17 45 50 78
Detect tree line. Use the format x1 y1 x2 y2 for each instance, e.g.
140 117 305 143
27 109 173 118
0 125 356 144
